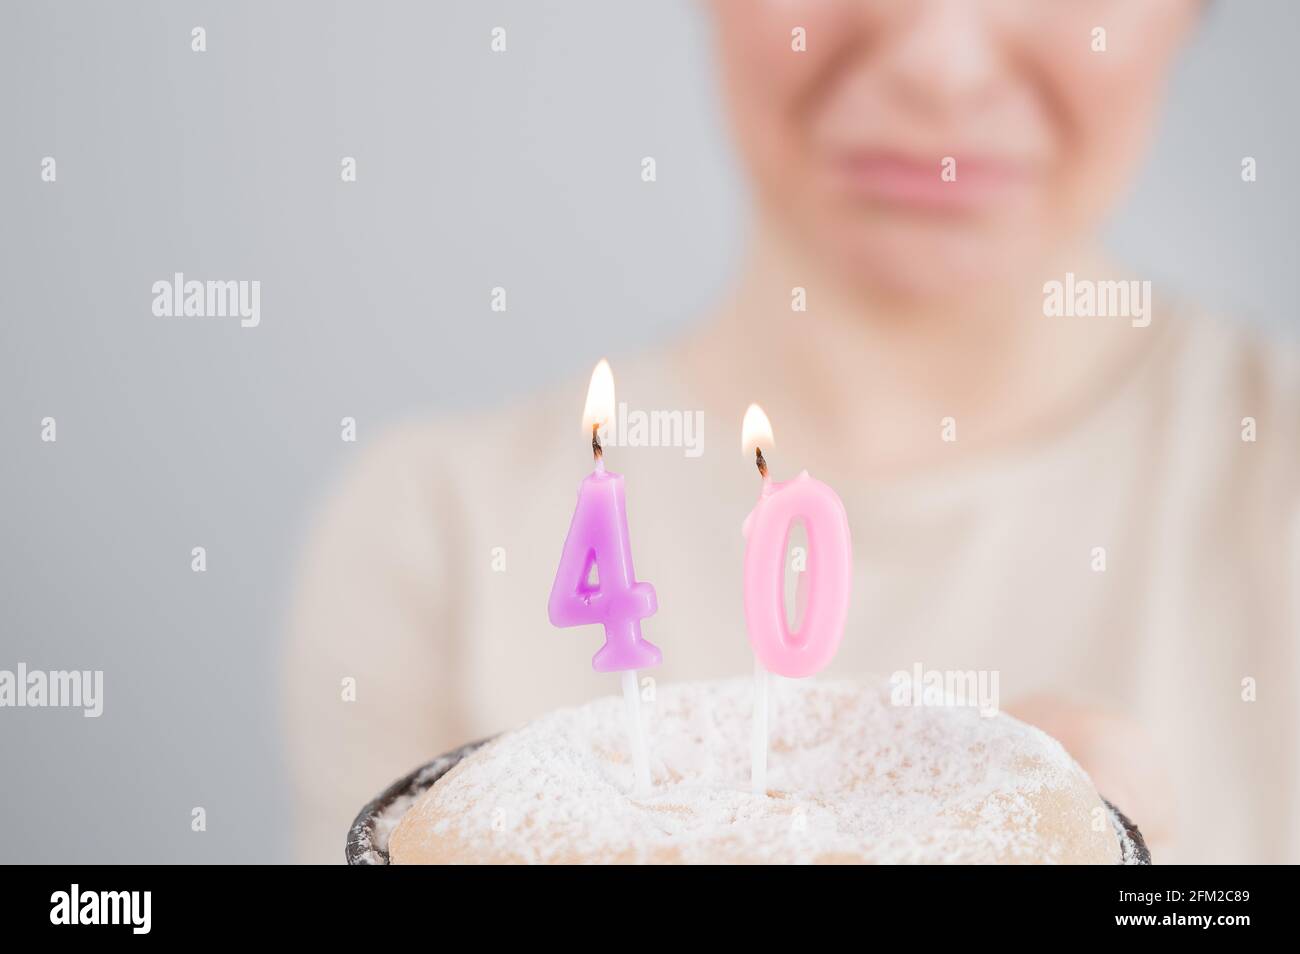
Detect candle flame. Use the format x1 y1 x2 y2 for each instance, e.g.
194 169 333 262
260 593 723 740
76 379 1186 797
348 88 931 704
582 359 616 432
741 403 774 455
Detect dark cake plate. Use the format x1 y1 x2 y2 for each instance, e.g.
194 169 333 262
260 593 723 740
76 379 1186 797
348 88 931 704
347 739 493 866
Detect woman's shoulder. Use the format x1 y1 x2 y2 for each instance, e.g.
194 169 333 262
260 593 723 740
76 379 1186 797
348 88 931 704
1164 308 1300 426
1151 307 1300 515
1170 308 1300 402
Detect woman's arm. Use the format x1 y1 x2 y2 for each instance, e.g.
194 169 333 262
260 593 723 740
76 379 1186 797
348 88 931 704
282 426 466 863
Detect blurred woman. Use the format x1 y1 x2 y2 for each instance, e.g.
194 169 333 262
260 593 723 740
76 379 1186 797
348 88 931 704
287 0 1299 863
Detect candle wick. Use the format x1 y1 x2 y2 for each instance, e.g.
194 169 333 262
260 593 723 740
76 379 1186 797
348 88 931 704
592 423 604 461
755 447 768 479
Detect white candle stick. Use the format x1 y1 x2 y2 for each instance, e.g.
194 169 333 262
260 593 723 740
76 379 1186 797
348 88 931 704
751 659 768 795
621 669 651 797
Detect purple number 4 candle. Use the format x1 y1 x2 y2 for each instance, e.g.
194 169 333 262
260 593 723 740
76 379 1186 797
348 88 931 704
548 360 662 674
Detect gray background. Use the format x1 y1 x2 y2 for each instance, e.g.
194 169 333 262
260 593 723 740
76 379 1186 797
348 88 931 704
1 1 1296 863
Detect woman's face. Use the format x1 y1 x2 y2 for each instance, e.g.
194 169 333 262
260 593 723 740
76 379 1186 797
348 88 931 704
710 0 1198 301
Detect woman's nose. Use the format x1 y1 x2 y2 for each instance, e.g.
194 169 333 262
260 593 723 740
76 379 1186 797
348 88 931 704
874 0 1004 115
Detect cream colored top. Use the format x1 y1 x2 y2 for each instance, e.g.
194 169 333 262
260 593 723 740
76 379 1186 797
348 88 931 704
285 311 1300 864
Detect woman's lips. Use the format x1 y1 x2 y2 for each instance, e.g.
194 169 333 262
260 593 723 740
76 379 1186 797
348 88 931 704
830 151 1036 213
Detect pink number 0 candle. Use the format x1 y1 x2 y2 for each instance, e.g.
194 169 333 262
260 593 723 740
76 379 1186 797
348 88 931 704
549 360 661 795
741 404 852 794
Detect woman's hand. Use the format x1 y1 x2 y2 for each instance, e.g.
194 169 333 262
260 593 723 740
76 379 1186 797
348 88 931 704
1004 695 1176 860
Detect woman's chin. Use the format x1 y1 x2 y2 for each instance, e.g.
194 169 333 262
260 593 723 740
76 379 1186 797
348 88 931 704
821 223 1047 306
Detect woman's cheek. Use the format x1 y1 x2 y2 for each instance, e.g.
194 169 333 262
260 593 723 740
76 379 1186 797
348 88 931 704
712 4 860 196
944 0 1199 241
1042 12 1191 233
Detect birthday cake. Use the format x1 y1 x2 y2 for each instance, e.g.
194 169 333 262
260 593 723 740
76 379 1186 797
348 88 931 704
385 677 1145 864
